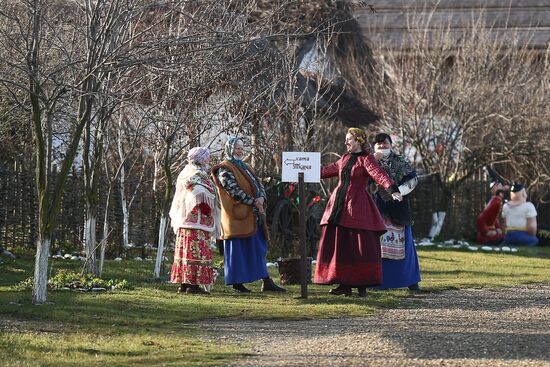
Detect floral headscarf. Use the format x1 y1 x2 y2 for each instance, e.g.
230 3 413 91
224 137 247 168
223 136 262 198
187 147 210 164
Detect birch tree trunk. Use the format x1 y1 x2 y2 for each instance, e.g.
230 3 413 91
119 163 130 248
99 201 109 276
83 206 97 275
153 139 174 279
428 211 446 239
153 214 168 278
32 236 51 304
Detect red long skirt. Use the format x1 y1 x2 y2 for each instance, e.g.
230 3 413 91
314 224 383 286
170 228 214 285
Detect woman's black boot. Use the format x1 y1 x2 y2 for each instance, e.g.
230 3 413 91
329 285 352 296
261 278 286 292
232 283 251 293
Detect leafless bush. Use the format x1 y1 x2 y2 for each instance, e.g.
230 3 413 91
355 8 550 207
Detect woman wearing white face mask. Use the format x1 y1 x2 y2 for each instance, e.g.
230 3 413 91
372 133 421 291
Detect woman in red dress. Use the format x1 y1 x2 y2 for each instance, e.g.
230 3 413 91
169 147 220 295
314 128 402 297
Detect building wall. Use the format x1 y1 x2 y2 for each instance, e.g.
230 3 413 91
354 0 550 49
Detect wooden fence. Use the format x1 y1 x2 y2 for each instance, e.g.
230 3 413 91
0 160 160 255
409 174 490 241
1 160 548 253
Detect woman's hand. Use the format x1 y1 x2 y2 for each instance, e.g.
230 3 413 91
373 151 383 161
254 197 265 214
391 192 403 202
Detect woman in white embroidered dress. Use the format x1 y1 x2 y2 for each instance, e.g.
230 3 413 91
169 147 220 294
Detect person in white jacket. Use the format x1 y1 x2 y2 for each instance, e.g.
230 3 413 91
502 183 538 246
169 147 220 294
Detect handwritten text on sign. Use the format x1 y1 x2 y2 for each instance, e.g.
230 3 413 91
281 152 320 183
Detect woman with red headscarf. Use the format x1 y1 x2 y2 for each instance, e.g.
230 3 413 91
314 128 402 297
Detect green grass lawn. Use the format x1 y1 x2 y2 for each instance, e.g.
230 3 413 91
1 246 549 366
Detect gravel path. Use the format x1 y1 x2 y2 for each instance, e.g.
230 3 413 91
198 285 550 367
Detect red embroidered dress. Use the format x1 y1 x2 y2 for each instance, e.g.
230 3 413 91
169 164 219 286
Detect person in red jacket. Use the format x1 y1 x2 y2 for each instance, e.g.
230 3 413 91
476 181 508 245
314 128 402 297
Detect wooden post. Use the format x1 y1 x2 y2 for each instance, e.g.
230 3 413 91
298 172 308 298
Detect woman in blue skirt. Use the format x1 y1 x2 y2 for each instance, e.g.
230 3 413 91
211 137 286 293
371 133 421 290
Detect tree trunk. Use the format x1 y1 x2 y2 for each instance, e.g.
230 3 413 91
99 214 108 276
83 205 97 275
154 214 168 279
120 170 130 248
428 211 446 239
32 236 51 304
428 185 452 239
98 195 112 277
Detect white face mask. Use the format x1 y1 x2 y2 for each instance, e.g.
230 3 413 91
377 148 391 158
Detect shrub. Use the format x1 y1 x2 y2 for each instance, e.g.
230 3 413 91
13 270 131 291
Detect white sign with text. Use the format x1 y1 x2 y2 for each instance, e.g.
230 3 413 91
281 152 321 183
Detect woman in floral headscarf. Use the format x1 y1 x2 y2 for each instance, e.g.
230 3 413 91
371 133 421 291
169 147 219 295
211 137 285 293
314 128 402 297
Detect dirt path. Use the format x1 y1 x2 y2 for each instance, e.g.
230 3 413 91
198 285 550 367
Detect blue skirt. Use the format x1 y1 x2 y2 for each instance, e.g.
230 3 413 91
374 226 421 289
505 230 539 246
223 227 269 285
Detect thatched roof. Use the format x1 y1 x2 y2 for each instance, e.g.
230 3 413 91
232 2 383 126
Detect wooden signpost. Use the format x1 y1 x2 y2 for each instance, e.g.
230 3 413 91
281 152 321 298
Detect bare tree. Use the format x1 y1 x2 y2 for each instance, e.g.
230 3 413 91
356 9 550 236
98 104 149 275
0 0 94 303
0 0 184 301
